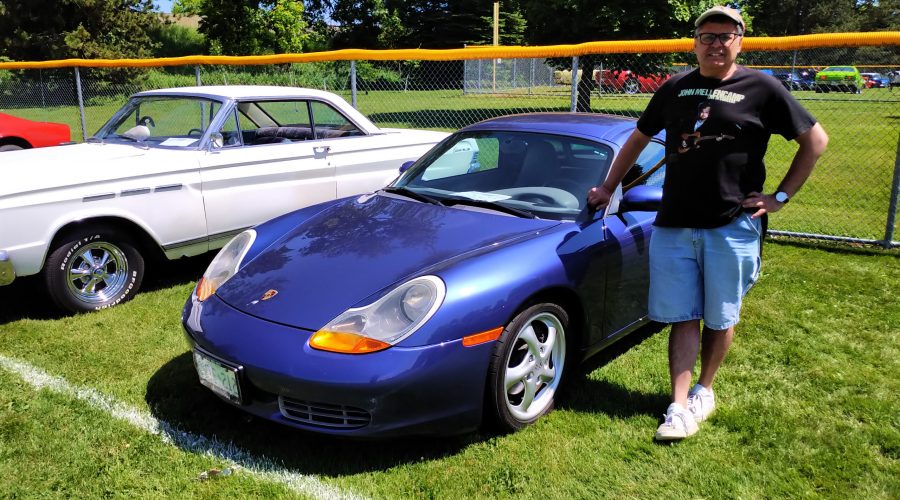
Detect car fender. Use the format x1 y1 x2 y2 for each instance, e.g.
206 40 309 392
399 224 579 347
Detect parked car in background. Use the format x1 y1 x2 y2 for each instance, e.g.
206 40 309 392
0 85 448 313
182 112 670 437
773 71 806 91
0 112 70 151
861 72 890 88
814 66 864 93
595 69 669 94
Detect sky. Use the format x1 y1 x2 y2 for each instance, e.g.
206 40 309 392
155 0 174 13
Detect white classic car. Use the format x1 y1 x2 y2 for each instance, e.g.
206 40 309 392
0 86 448 313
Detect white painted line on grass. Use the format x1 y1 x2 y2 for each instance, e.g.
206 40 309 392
0 354 367 500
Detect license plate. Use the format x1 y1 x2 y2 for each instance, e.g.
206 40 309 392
193 350 242 404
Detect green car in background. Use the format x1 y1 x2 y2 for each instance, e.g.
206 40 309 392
814 66 864 93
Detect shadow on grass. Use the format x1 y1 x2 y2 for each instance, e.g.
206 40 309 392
560 323 669 419
768 236 900 257
0 254 213 325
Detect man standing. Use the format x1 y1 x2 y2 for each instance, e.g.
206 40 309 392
587 6 828 441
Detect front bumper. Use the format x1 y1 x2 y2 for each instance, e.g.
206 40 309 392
0 250 15 286
182 293 495 438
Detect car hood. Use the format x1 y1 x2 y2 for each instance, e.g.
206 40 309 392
0 143 194 199
216 194 560 329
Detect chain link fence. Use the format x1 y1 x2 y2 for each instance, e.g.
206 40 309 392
1 41 898 247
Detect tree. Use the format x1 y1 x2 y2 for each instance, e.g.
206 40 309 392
196 0 308 55
520 0 680 111
331 0 406 49
0 0 163 61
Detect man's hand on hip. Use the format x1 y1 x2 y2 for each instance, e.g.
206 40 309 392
742 191 784 218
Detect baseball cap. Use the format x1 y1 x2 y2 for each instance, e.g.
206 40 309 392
695 6 745 30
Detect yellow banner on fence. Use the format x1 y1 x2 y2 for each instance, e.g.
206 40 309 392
0 32 897 70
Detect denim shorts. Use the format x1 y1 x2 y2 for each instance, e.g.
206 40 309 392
648 213 762 330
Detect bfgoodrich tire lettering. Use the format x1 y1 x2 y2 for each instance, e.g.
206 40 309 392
43 228 144 313
488 302 568 431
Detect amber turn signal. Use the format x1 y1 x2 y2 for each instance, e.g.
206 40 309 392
309 330 391 354
462 326 504 347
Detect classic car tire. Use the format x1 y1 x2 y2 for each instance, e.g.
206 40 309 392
0 144 24 152
623 78 640 94
43 228 145 313
488 302 568 431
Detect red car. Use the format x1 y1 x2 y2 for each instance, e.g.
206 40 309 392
0 112 71 151
595 69 670 94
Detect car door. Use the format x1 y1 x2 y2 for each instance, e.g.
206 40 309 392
305 101 428 198
574 139 666 350
199 100 336 249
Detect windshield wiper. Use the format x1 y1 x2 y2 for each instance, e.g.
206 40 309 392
86 136 104 144
441 197 536 219
380 186 442 205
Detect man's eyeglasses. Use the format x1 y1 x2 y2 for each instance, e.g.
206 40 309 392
696 32 742 46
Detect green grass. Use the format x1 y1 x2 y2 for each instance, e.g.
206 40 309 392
1 240 897 498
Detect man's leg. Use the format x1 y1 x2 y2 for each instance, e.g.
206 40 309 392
669 319 702 407
698 325 734 389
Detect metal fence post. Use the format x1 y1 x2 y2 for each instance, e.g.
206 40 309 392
463 57 468 95
195 66 201 86
570 56 579 112
529 58 534 95
350 60 357 108
74 67 87 142
883 130 900 248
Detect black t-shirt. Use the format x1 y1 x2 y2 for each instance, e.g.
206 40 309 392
637 66 816 228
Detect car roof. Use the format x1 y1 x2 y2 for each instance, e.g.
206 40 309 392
460 112 653 147
133 85 342 101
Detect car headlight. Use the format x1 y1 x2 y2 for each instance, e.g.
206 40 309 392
196 229 256 302
310 276 445 354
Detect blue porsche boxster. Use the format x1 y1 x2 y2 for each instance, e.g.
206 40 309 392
182 113 668 437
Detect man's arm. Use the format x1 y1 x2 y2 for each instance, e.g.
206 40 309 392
742 122 829 218
587 129 653 209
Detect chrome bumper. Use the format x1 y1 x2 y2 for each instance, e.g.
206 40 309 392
0 250 15 286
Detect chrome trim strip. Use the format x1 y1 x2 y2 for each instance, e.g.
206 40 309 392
161 227 250 252
83 193 116 202
154 184 183 192
121 187 151 197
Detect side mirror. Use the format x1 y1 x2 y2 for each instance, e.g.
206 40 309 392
619 185 662 212
399 160 415 173
209 132 224 150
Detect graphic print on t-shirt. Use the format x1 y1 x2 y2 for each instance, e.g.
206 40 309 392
676 88 745 154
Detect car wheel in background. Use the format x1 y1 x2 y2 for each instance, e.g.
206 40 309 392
0 144 24 152
43 227 145 313
623 78 640 94
488 302 568 431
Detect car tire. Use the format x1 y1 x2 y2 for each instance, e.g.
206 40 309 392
623 78 640 94
487 302 568 432
43 227 144 313
0 144 24 152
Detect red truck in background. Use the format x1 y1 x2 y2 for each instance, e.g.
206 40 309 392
595 69 670 94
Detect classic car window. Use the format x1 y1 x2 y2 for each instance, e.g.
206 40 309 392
622 140 666 189
310 101 363 139
236 100 314 145
98 97 223 148
217 109 242 148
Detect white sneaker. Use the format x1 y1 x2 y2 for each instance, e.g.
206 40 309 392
687 384 716 422
655 403 698 441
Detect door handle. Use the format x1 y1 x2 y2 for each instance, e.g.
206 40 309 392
313 145 330 158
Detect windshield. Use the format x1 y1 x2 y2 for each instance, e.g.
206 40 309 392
95 96 224 148
394 131 613 221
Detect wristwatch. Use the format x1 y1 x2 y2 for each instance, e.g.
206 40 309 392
775 191 790 204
